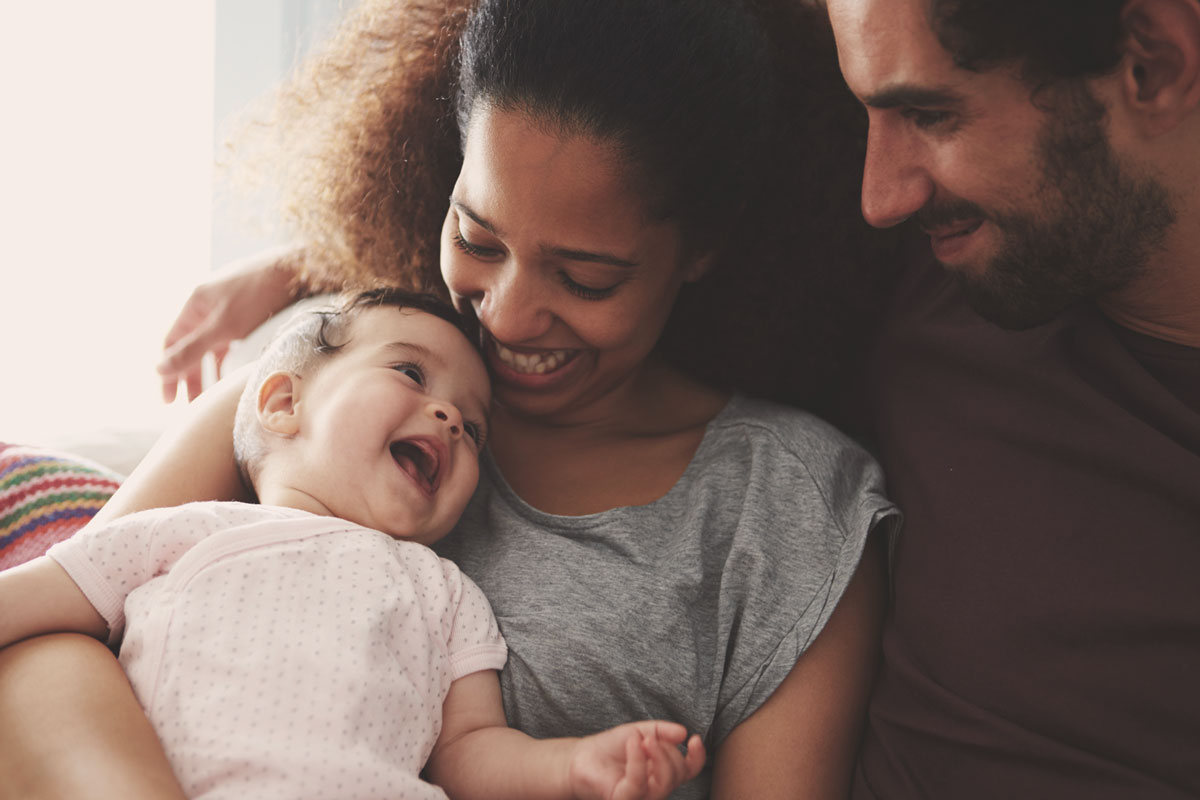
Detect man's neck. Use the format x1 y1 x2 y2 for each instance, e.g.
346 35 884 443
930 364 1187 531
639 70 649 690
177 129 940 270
1098 233 1200 348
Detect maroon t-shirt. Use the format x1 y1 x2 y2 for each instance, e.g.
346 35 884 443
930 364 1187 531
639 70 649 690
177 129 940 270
855 258 1200 798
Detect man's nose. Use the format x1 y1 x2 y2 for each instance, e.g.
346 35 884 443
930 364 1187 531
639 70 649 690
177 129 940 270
860 117 935 229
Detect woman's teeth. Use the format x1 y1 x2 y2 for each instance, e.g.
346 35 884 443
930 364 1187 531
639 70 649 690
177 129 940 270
495 343 571 375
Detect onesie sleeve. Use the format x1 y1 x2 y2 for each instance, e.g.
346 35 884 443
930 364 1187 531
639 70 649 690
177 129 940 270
45 507 200 644
439 559 507 680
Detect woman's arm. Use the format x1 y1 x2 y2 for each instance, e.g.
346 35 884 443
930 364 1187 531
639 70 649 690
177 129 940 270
0 634 187 800
709 533 887 799
159 245 306 403
0 369 251 799
92 367 251 527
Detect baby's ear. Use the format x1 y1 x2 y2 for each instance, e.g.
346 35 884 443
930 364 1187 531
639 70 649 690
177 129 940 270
257 371 301 436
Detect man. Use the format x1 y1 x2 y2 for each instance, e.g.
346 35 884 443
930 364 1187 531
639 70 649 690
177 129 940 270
825 0 1200 797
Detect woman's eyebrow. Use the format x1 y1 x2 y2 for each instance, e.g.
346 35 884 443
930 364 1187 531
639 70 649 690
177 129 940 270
451 198 639 269
544 245 638 269
451 198 498 235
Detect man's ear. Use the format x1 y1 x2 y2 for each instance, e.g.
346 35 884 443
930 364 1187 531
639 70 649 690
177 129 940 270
257 371 301 436
1118 0 1200 133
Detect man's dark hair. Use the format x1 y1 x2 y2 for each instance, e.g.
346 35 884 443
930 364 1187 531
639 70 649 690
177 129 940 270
929 0 1128 85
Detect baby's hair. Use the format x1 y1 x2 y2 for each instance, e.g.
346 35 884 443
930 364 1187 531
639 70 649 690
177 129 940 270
232 287 477 496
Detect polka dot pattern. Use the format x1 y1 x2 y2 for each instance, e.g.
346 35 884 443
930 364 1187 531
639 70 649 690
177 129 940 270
48 502 506 799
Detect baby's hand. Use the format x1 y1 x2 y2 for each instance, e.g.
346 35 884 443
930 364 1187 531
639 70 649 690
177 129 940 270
568 720 705 800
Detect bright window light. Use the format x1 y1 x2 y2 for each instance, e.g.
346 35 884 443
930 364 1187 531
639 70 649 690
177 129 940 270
0 3 214 447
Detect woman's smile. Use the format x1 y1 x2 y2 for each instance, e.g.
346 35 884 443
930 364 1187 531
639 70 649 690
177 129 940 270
485 333 588 390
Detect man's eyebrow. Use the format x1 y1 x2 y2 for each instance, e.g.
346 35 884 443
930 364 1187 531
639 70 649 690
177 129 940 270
862 84 965 110
451 198 640 269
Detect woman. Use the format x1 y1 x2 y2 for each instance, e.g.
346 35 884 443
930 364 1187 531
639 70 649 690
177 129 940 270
0 0 901 797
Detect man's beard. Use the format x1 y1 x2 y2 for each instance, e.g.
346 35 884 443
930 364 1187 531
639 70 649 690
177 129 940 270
919 83 1175 330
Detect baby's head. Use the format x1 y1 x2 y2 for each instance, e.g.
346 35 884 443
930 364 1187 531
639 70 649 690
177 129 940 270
234 288 490 545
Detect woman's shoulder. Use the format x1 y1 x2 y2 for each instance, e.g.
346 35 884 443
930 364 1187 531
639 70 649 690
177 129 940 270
709 394 875 466
698 394 894 525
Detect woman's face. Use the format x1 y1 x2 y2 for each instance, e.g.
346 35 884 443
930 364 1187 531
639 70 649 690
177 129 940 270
440 105 709 423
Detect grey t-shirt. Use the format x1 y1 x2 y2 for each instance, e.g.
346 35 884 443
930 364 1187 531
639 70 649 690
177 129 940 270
435 394 898 798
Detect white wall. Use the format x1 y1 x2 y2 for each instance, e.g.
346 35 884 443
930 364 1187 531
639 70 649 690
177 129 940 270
0 2 215 446
0 0 349 453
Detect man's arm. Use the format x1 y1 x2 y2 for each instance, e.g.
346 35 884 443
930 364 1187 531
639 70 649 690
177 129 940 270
426 670 705 800
0 557 107 649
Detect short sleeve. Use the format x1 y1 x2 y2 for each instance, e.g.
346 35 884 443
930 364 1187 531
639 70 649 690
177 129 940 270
45 507 204 643
709 410 901 744
440 559 507 680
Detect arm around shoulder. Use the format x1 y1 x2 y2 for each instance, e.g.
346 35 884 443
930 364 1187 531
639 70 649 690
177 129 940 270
92 366 252 528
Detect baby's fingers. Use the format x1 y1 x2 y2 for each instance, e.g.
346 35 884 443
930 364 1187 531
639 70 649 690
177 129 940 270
611 732 649 800
641 732 706 799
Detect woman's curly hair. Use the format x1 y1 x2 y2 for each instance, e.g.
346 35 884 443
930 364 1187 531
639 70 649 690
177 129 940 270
248 0 473 295
240 0 908 434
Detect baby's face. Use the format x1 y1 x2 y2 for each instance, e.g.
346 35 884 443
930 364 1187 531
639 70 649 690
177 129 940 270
289 306 491 545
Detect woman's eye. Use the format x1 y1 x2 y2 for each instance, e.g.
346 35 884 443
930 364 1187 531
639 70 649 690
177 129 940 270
560 272 620 301
393 363 425 385
453 231 500 259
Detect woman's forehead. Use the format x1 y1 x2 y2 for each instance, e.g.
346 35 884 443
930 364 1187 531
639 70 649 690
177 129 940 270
455 106 681 258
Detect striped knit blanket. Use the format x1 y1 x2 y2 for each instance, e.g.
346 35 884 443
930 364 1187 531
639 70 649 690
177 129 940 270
0 443 122 570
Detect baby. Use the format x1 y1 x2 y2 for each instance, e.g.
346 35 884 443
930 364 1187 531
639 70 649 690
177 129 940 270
0 289 704 799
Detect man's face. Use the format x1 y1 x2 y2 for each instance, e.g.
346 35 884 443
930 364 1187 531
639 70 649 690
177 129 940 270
827 0 1173 328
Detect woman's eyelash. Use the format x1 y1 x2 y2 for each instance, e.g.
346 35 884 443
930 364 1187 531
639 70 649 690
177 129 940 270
454 229 617 301
452 231 494 258
560 272 619 301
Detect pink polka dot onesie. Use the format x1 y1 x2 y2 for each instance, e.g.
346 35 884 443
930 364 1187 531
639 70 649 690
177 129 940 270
48 501 507 799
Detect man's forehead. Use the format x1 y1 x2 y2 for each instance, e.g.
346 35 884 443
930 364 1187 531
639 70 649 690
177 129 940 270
827 0 955 97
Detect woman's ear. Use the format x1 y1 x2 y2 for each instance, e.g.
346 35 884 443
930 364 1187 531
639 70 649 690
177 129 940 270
257 371 301 436
1118 0 1200 134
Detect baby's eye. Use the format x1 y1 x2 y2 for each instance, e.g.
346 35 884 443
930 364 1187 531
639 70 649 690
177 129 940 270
463 420 485 449
393 363 425 385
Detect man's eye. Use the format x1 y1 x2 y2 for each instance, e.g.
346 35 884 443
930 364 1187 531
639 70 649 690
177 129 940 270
394 363 425 385
902 108 953 129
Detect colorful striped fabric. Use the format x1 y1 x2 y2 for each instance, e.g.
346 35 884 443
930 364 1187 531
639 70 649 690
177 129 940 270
0 443 122 571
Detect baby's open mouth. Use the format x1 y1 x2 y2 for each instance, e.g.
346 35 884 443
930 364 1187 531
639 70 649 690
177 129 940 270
390 439 441 495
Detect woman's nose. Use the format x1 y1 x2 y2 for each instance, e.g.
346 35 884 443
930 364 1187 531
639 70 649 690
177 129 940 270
475 264 554 344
